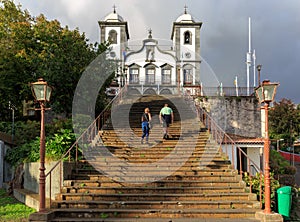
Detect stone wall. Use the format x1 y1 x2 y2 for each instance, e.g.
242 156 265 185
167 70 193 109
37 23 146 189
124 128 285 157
207 96 261 138
23 161 75 200
0 141 14 188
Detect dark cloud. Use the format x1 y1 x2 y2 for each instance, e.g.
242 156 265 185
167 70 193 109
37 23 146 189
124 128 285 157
16 0 300 103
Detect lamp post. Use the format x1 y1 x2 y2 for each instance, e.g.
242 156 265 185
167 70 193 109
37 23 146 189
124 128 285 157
255 79 279 214
8 101 17 143
256 65 262 86
30 78 52 212
276 139 284 152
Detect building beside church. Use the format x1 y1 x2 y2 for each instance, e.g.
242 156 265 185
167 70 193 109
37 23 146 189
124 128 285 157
99 7 202 96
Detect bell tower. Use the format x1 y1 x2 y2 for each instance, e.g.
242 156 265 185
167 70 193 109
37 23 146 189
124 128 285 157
98 5 130 60
171 6 202 86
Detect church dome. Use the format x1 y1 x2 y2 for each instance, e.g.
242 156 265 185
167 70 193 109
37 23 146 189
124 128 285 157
104 9 124 22
176 13 194 23
175 7 195 23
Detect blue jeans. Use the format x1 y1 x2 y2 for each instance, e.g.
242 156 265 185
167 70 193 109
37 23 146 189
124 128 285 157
141 121 150 140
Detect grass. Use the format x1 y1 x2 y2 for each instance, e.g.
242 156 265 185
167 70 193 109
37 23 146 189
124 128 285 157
0 189 36 222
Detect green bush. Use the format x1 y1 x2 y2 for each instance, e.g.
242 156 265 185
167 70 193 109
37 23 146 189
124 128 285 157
243 172 280 210
45 128 76 161
5 118 76 166
270 150 296 175
5 138 40 166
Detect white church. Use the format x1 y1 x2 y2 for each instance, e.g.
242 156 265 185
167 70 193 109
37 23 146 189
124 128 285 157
99 6 203 96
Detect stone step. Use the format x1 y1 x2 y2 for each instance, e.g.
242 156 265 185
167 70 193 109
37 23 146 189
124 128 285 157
91 144 219 149
109 155 225 161
89 143 216 148
100 139 213 145
72 169 238 176
101 132 208 138
92 153 222 159
100 136 205 142
100 148 216 153
58 192 256 202
75 163 232 170
99 137 210 142
60 186 247 195
68 174 242 182
50 217 259 222
52 200 260 210
49 208 258 220
95 146 218 152
75 161 231 170
101 130 204 135
70 174 240 181
83 158 229 164
64 180 245 188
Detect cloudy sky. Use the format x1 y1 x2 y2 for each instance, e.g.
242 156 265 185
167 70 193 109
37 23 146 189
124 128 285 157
16 0 300 103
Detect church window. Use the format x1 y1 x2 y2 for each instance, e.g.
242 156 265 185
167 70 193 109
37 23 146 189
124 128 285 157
146 68 155 84
129 68 139 84
162 68 171 84
108 30 118 44
183 65 193 85
184 31 192 45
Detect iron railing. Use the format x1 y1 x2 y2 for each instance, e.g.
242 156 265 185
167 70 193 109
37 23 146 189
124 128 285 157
193 100 263 208
201 86 255 97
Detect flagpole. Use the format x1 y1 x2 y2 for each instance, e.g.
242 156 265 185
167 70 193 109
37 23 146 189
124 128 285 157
253 49 256 87
246 17 252 96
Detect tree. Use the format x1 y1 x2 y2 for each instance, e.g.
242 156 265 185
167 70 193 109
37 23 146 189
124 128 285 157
0 0 109 120
269 98 300 142
0 0 34 120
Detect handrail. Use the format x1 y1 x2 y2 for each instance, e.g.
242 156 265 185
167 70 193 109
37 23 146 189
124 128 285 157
45 84 128 206
193 100 263 209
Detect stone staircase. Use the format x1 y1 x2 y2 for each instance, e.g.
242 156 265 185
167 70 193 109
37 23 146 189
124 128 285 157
42 95 260 221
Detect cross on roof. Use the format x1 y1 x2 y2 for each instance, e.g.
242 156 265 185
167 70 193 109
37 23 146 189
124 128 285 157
184 5 188 14
148 28 152 38
113 5 116 13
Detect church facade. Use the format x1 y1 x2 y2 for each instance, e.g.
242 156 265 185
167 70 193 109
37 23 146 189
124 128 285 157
99 7 203 96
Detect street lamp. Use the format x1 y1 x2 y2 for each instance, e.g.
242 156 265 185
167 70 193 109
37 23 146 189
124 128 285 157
8 101 17 143
30 78 52 212
276 138 284 152
255 79 279 214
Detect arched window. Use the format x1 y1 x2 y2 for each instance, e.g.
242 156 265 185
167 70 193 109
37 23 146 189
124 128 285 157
184 31 192 45
144 64 156 84
129 68 139 84
161 64 172 84
129 64 141 84
108 30 117 44
162 69 171 84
